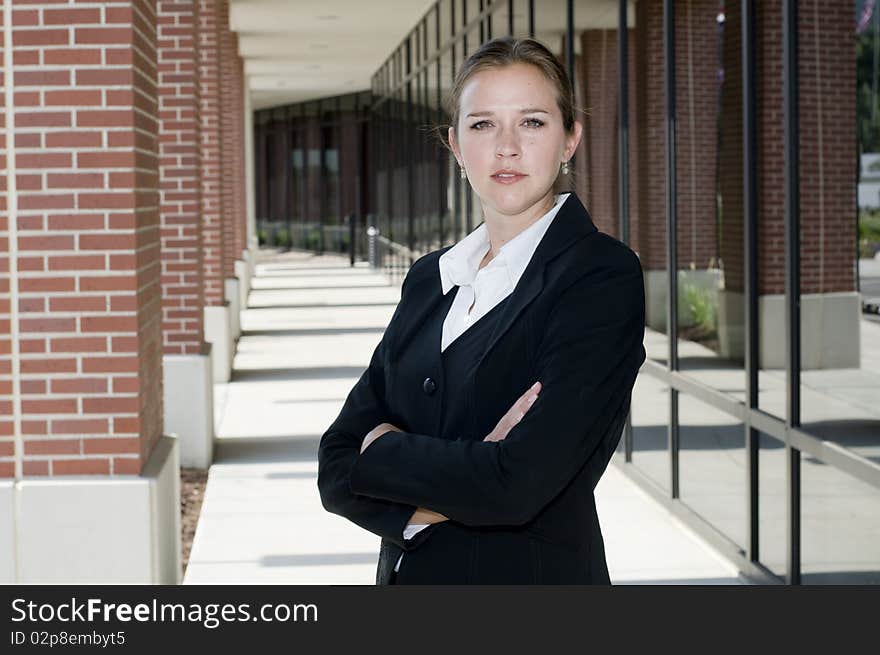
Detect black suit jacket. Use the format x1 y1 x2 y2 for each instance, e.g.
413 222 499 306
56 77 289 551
317 193 647 584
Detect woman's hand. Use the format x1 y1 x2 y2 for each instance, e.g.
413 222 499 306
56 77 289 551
408 507 449 524
484 381 541 442
360 421 401 454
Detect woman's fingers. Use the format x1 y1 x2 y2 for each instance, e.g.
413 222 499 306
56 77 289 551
484 381 541 442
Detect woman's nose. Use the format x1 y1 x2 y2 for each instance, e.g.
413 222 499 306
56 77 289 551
495 127 521 159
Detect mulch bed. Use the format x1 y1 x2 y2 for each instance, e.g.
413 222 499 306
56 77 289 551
180 467 209 578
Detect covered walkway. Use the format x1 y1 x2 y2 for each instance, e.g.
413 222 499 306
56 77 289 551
183 249 743 585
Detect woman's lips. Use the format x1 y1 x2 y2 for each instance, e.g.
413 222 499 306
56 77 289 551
491 172 527 184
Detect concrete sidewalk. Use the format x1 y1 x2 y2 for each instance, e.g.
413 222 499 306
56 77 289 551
183 249 742 585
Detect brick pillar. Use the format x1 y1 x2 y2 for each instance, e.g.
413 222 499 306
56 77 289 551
218 0 238 279
158 0 213 467
577 26 641 253
235 55 247 260
634 0 719 332
158 0 203 356
0 1 179 583
198 0 232 383
198 0 222 307
752 1 857 368
754 1 856 296
1 4 10 468
2 1 162 478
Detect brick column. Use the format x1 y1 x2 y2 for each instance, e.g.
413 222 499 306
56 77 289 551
198 0 231 383
633 0 720 333
159 0 202 357
713 1 858 366
217 0 241 342
218 0 236 281
0 1 179 583
198 0 221 308
158 0 213 467
577 27 640 253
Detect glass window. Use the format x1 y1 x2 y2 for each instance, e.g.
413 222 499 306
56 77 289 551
801 454 880 584
679 394 746 550
793 1 880 461
758 432 787 579
671 6 746 402
439 0 453 46
630 373 671 494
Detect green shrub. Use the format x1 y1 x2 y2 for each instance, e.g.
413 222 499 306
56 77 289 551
681 281 717 332
275 226 291 248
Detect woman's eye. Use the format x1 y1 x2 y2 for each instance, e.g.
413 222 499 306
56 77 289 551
470 120 491 130
523 118 545 128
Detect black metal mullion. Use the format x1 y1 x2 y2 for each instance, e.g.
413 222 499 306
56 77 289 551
566 0 574 88
406 38 415 264
436 4 444 247
664 0 679 499
529 0 534 38
508 0 513 35
782 0 801 586
618 0 633 463
742 0 760 566
463 0 472 235
318 100 326 254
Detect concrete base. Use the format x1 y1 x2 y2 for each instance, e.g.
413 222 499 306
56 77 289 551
204 303 232 383
0 482 13 582
0 436 181 584
645 272 860 369
225 276 241 341
644 268 723 332
234 259 249 313
716 289 744 361
757 291 861 369
162 345 214 468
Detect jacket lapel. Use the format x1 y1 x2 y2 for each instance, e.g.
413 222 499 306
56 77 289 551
389 194 598 365
475 193 596 367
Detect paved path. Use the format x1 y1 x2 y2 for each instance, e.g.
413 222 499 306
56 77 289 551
183 249 743 585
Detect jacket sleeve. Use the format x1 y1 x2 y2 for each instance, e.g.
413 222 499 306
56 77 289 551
316 269 433 551
347 251 647 527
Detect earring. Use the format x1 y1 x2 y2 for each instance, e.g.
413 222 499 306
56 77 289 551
460 166 467 180
561 160 570 175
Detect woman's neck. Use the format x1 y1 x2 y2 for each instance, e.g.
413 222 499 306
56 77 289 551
480 191 557 260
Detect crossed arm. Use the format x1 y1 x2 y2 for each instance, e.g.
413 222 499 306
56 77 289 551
318 256 646 541
347 264 646 526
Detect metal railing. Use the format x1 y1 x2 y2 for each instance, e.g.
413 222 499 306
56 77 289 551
367 226 422 286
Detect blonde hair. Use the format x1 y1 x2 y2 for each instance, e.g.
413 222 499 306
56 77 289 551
446 36 577 137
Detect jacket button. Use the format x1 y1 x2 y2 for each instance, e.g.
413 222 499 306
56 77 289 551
422 377 436 395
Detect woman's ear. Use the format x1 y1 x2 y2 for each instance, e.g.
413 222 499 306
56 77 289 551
448 125 463 167
564 120 584 160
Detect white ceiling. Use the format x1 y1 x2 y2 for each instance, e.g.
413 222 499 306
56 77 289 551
231 0 633 111
230 0 437 110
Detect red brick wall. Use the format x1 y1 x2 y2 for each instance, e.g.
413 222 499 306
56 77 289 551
756 1 855 295
0 1 162 478
0 4 11 467
719 1 745 293
577 28 639 251
634 0 667 270
158 0 203 355
633 0 719 272
716 0 857 296
218 0 238 277
198 0 222 306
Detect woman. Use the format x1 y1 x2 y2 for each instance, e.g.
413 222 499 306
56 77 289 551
318 37 646 585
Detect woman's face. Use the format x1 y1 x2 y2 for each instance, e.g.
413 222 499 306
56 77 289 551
449 62 581 219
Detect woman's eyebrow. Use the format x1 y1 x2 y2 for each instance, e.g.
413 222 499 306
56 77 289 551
465 108 550 117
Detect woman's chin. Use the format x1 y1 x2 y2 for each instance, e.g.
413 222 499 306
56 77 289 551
485 190 545 217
